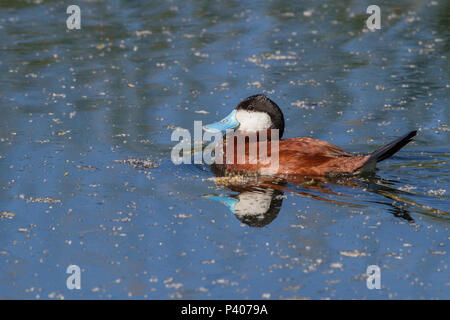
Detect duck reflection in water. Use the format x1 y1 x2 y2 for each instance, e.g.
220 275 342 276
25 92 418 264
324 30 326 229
206 182 284 227
204 172 418 227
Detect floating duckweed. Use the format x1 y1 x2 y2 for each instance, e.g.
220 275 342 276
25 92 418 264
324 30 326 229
115 158 159 170
0 211 15 219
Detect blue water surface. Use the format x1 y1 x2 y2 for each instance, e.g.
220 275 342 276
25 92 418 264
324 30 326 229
0 0 448 299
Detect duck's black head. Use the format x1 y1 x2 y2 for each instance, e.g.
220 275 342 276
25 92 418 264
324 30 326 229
203 94 285 138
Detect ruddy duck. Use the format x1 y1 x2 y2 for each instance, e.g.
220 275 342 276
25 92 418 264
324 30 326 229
204 94 417 177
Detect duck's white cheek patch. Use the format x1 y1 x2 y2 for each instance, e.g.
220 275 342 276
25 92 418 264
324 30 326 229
235 110 272 132
234 189 274 218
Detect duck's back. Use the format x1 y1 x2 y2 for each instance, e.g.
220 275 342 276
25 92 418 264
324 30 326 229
275 137 369 176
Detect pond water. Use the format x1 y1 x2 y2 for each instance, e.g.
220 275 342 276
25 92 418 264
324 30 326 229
0 0 448 299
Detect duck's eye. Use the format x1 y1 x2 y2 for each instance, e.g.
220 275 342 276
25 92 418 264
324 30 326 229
221 119 227 123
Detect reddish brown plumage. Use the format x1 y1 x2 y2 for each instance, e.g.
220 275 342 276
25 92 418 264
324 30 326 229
213 132 371 177
274 137 370 176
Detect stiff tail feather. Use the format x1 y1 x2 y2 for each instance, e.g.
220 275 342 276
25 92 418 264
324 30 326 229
360 130 417 172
